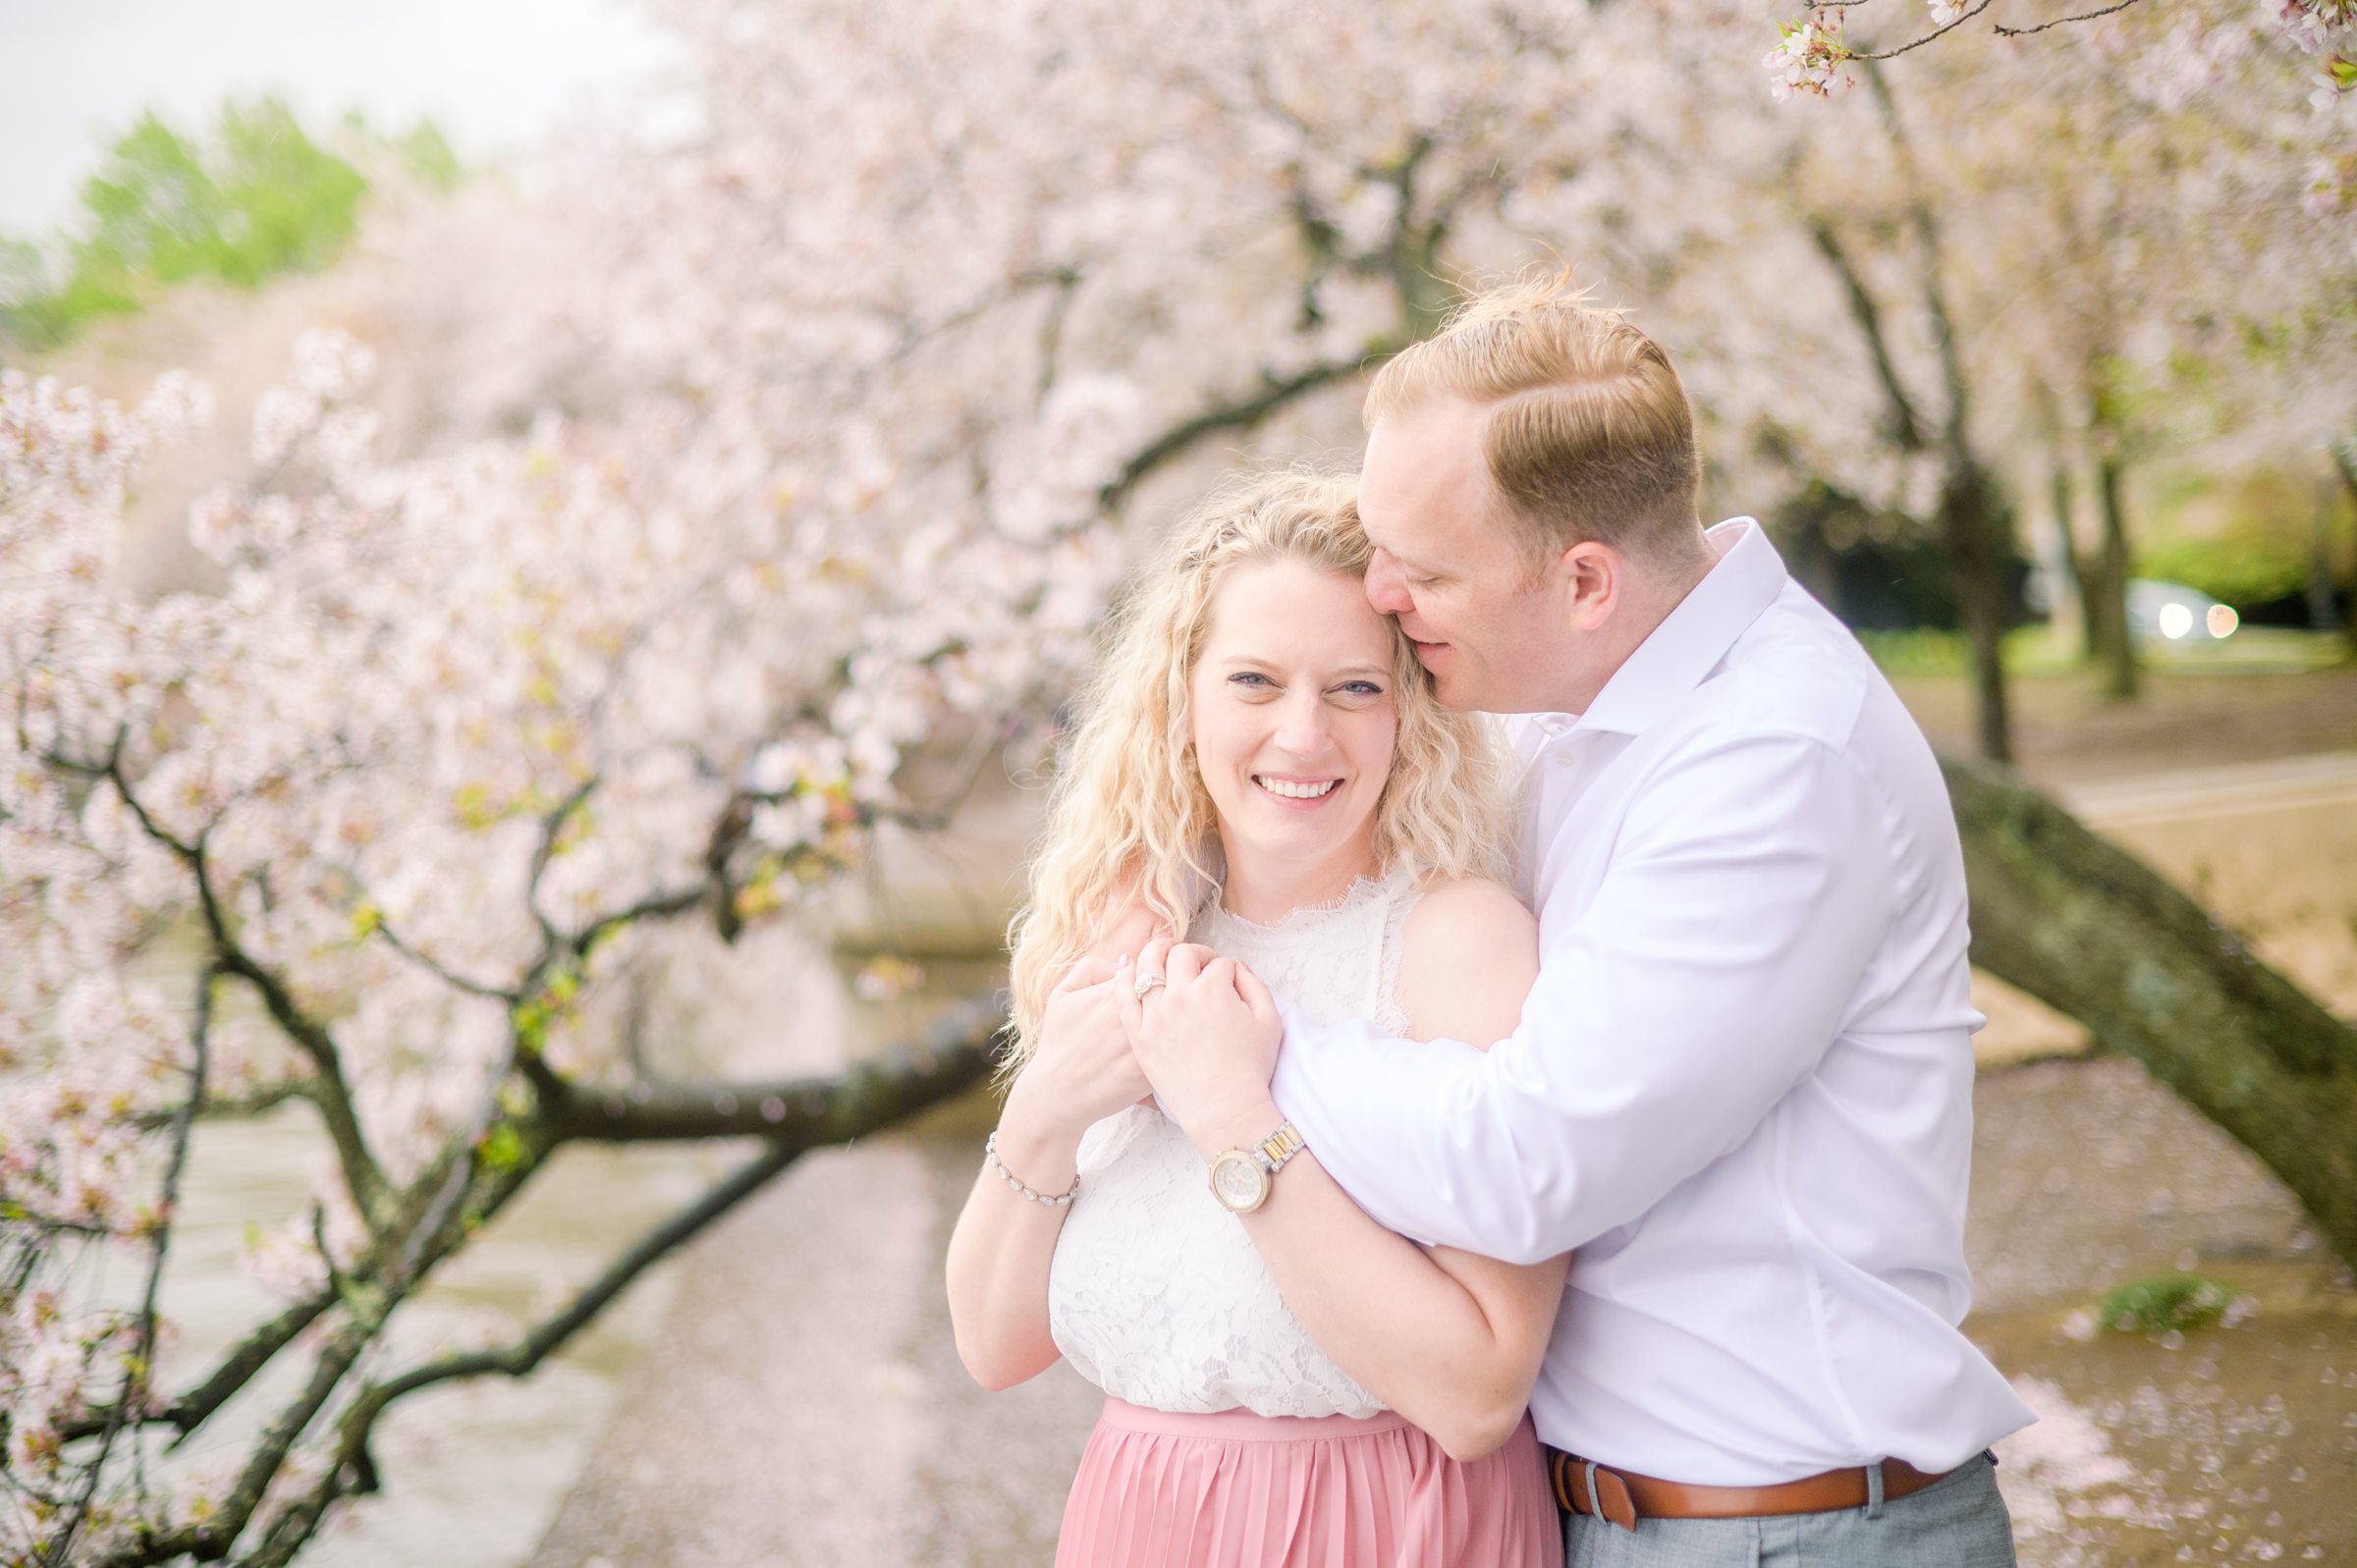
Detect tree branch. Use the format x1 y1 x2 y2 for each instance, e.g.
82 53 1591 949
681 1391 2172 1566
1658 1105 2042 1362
552 991 1006 1143
572 883 709 958
1862 63 1971 446
1097 351 1400 515
524 775 601 951
1806 219 1929 453
161 1293 336 1445
366 912 516 1002
367 1136 806 1409
89 1305 386 1567
131 1080 311 1132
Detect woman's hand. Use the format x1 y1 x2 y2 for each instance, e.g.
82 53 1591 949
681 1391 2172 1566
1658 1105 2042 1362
999 955 1152 1160
1122 937 1284 1160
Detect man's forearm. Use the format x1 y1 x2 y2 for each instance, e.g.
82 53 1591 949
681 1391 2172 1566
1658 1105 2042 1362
1269 1015 1544 1258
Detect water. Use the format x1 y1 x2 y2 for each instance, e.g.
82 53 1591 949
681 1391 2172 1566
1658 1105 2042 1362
156 1112 734 1566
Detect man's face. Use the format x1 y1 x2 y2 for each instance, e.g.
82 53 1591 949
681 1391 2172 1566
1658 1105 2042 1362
1358 399 1582 714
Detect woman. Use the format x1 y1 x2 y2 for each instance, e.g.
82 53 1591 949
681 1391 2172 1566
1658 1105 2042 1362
943 471 1564 1566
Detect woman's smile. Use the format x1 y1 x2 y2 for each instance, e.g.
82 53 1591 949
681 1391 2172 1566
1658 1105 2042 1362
1251 772 1344 805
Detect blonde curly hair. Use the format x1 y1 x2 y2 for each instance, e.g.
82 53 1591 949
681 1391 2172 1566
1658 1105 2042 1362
1004 468 1512 1060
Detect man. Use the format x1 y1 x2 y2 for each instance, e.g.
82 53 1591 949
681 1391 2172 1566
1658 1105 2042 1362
1126 275 2033 1565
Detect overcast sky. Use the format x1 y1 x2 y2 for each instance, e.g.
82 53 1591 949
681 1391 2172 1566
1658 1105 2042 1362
0 0 687 233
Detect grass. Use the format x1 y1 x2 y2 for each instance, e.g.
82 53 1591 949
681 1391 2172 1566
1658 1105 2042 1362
2089 1274 2250 1336
1857 624 2352 681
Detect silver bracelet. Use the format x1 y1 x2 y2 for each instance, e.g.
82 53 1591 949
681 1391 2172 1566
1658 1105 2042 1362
985 1131 1080 1207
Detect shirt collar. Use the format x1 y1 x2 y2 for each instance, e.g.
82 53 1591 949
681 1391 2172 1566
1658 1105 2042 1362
1542 516 1785 739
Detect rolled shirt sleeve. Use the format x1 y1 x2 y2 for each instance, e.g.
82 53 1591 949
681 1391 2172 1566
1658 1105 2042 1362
1271 730 1898 1266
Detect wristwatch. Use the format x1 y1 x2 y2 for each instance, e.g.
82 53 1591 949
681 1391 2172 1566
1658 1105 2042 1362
1208 1122 1306 1215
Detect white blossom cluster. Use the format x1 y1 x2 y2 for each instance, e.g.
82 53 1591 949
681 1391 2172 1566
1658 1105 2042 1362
1765 13 1856 101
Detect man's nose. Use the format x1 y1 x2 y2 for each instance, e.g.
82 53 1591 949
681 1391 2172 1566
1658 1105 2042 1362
1364 551 1413 617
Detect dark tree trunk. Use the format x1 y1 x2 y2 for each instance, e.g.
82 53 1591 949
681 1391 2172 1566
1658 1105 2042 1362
2310 471 2343 636
2091 454 2139 701
1945 757 2357 1264
1937 460 2013 765
2048 460 2084 640
2333 439 2357 657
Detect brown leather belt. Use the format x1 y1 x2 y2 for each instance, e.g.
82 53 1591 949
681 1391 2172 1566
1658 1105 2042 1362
1544 1446 1962 1532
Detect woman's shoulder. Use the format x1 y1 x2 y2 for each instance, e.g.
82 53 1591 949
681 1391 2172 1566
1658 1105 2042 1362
1394 874 1539 1048
1402 873 1535 945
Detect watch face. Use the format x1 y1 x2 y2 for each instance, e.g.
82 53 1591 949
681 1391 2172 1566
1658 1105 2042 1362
1211 1153 1268 1213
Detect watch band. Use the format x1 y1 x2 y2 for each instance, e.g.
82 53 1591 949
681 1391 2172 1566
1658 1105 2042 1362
1207 1121 1307 1215
1253 1122 1305 1175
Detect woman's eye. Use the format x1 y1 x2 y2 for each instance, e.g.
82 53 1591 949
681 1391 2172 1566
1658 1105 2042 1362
1228 672 1274 690
1337 680 1384 697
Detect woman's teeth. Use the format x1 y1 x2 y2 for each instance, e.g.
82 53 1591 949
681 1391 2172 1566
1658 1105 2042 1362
1254 776 1339 799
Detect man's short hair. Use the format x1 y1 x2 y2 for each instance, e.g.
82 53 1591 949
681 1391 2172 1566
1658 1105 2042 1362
1364 273 1703 568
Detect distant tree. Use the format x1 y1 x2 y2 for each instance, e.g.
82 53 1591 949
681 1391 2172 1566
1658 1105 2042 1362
0 99 462 355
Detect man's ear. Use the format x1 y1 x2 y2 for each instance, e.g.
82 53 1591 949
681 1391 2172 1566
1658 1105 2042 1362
1558 540 1618 631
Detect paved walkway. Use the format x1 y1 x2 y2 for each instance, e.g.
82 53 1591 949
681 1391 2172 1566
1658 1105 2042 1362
524 1095 1101 1568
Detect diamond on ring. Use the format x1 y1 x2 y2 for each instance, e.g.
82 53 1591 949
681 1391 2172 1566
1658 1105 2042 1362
1133 972 1167 999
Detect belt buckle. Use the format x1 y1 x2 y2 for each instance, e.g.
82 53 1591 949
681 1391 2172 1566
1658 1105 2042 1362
1553 1452 1640 1533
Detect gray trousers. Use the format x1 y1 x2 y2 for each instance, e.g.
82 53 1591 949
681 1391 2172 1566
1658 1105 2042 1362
1562 1453 2016 1567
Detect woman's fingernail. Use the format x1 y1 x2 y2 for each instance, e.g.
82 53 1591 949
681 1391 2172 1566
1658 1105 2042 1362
1114 952 1130 970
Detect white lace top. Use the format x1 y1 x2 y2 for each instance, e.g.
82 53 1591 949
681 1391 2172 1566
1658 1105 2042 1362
1046 866 1422 1417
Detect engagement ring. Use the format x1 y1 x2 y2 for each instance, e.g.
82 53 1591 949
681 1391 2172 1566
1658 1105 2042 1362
1133 972 1167 998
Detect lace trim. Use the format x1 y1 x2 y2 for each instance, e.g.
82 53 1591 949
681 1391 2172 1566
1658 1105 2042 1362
1373 875 1422 1036
1206 867 1386 929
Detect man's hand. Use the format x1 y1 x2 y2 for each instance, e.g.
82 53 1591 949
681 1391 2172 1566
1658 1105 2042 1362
1121 936 1285 1159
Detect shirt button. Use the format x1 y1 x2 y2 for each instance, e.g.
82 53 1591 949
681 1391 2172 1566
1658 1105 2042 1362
1553 751 1577 768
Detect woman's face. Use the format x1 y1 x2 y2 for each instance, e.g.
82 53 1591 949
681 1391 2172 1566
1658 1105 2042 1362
1187 556 1399 890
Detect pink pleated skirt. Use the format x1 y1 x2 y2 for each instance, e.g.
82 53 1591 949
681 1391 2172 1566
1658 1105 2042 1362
1054 1396 1559 1567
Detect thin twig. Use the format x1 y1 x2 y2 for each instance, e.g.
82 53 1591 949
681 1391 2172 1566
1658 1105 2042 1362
1850 0 1997 60
131 1080 309 1132
367 913 517 1001
524 775 601 948
1994 0 2150 37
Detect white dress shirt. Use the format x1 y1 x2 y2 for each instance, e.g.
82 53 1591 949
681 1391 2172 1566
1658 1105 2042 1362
1269 516 2035 1486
